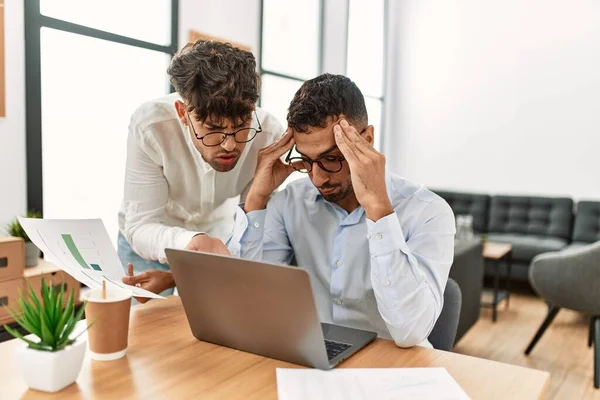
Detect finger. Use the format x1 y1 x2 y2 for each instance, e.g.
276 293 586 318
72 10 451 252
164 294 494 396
333 125 358 162
122 271 150 285
127 263 134 277
263 128 294 153
339 120 371 153
134 296 149 304
210 239 231 256
267 136 295 162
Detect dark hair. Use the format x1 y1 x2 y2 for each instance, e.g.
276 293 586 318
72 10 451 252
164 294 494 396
287 73 368 132
167 40 260 124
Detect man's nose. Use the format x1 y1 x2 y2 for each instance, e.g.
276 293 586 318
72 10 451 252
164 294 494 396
310 163 329 187
221 135 237 152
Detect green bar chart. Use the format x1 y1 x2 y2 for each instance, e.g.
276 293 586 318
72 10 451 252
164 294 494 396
90 264 102 271
61 234 90 269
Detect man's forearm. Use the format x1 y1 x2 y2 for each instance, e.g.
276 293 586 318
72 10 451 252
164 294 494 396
243 190 269 213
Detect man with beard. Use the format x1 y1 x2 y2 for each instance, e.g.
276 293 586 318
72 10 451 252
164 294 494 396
117 40 282 298
226 73 456 347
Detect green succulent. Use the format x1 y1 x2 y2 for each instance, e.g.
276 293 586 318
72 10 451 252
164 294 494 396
3 279 90 352
5 211 42 242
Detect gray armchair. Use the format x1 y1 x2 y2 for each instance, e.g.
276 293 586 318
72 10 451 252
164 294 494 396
524 241 600 389
429 278 462 351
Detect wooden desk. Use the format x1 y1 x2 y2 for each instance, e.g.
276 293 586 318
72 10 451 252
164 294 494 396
0 297 549 399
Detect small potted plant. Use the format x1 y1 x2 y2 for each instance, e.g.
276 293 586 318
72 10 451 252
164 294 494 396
6 211 42 267
3 279 91 393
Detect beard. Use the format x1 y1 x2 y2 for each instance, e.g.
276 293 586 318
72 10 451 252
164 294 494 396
319 181 354 203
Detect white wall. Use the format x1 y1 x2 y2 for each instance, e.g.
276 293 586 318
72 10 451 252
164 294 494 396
386 0 600 200
179 0 261 56
0 0 26 230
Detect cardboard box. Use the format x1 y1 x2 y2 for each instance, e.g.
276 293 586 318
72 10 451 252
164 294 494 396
0 237 25 282
24 268 81 307
0 278 24 322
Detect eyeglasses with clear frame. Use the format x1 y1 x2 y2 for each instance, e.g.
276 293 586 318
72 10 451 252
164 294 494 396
188 111 262 147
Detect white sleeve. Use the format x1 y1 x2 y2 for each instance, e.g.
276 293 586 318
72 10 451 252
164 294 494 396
121 122 199 264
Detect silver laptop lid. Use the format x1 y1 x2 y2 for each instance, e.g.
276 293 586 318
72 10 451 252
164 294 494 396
166 248 330 369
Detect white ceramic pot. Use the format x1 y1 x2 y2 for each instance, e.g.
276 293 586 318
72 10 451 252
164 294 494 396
15 339 87 393
24 241 40 267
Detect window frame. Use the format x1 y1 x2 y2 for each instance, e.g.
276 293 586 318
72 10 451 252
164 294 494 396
24 0 179 213
257 0 325 107
345 0 388 151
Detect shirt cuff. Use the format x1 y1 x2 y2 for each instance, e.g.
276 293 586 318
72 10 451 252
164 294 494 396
233 206 267 243
366 212 408 256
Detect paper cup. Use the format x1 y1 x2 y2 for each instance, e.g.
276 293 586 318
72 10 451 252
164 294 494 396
84 287 132 361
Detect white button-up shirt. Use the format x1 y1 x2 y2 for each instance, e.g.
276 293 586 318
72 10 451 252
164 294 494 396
228 173 456 347
118 93 283 263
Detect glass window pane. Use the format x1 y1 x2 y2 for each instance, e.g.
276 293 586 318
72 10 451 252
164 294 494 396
365 97 383 151
41 28 170 245
40 0 172 46
262 0 320 79
347 0 384 98
260 74 304 130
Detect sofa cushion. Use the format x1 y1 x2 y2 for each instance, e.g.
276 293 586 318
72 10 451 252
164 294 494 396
488 196 573 240
432 190 490 233
486 233 568 261
572 201 600 243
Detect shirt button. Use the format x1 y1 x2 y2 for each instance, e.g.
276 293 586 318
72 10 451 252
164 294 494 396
336 299 343 306
383 279 391 287
376 233 383 240
367 233 371 239
253 222 260 228
241 222 247 229
336 260 343 267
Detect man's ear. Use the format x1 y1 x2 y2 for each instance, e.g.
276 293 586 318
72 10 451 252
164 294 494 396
362 125 375 146
174 100 188 126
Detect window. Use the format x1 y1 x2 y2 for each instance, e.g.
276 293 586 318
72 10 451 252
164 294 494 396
346 0 386 151
260 0 323 186
260 0 387 155
259 0 322 125
25 0 178 245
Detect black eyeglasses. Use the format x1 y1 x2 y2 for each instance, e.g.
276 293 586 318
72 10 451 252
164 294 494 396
188 111 262 147
285 147 346 174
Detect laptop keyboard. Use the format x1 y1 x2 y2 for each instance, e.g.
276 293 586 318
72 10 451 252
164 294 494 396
325 339 352 360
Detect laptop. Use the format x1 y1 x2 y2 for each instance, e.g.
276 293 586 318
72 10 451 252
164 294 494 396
165 248 377 370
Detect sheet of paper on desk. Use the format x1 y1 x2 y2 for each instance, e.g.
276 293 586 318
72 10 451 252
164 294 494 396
18 217 164 299
276 368 470 400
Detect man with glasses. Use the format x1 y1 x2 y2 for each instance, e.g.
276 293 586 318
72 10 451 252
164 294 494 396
117 40 282 298
227 73 456 347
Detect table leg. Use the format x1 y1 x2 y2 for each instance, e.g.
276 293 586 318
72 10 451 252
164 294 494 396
505 251 512 310
492 259 500 322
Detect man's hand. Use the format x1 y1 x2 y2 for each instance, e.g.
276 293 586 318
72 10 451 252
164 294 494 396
333 119 393 221
122 269 175 304
185 234 231 256
245 129 298 212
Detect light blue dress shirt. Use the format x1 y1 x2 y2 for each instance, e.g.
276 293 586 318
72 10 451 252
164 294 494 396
228 172 456 348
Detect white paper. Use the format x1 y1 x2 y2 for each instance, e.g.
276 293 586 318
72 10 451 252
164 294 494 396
276 368 471 400
18 218 163 299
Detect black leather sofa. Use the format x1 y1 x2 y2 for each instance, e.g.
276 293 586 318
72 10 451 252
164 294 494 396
486 196 573 281
433 190 600 282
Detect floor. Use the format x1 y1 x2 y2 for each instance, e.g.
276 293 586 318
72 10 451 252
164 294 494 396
454 289 599 400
